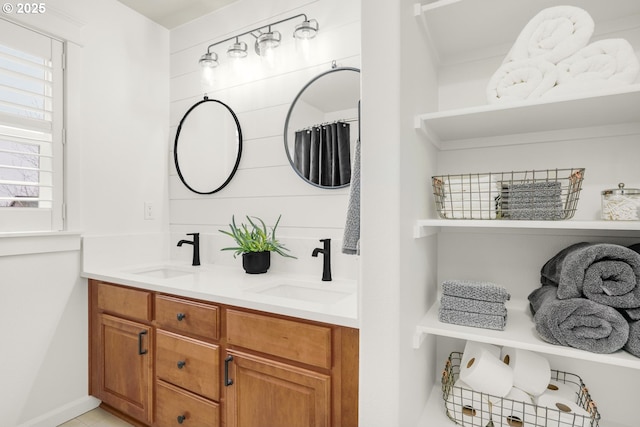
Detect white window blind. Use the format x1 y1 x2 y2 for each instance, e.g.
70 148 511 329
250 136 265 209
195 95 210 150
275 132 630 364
0 19 64 232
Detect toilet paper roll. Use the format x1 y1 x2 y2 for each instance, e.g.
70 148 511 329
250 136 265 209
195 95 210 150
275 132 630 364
536 392 592 427
461 340 501 370
501 347 551 396
490 387 538 427
460 347 513 397
446 379 492 425
543 379 579 402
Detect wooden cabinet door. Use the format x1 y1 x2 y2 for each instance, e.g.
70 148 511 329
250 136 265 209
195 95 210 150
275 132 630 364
96 313 153 425
224 350 331 427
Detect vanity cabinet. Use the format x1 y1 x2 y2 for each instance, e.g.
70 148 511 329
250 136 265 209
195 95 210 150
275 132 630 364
88 279 358 427
405 1 640 426
89 281 154 425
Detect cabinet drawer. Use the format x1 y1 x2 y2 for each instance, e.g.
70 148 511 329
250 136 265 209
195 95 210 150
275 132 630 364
226 309 332 369
156 380 219 427
156 295 219 340
96 281 152 322
156 330 219 401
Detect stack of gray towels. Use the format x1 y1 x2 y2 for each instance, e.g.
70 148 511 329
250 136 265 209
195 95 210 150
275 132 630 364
528 242 640 357
499 181 563 220
439 280 510 331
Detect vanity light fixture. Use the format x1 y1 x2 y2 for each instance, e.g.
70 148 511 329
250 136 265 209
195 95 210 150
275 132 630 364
198 13 318 68
227 38 248 58
294 19 319 39
255 28 281 56
199 51 219 68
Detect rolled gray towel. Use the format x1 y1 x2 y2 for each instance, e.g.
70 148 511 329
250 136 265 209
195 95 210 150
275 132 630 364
442 280 510 303
624 319 640 357
528 285 629 354
440 294 507 316
438 308 507 331
558 243 640 309
540 242 592 287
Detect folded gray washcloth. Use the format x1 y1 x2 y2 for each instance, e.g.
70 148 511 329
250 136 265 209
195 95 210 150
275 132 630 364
528 285 629 354
438 307 507 331
507 207 564 220
442 280 511 303
557 243 640 309
440 294 507 316
624 319 640 357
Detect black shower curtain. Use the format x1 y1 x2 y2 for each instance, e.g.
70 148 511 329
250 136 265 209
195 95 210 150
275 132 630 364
294 122 351 186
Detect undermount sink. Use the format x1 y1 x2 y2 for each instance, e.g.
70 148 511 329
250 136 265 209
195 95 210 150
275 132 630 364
133 267 194 279
252 281 353 304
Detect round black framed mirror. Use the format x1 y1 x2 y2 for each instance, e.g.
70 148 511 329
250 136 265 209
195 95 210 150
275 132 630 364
284 66 360 189
174 96 242 194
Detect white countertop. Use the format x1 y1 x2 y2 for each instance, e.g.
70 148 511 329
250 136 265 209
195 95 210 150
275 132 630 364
82 261 359 328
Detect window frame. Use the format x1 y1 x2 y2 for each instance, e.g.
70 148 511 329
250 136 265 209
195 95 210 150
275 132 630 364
0 18 65 233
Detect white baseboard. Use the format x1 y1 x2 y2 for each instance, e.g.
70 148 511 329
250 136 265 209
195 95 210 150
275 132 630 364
17 395 101 427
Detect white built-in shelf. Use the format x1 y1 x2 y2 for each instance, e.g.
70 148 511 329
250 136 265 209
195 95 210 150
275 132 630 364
414 219 640 238
414 299 640 370
415 0 640 65
414 86 640 147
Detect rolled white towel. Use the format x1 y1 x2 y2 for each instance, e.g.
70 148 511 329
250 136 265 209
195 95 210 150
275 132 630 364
504 5 595 64
487 59 558 104
544 38 640 99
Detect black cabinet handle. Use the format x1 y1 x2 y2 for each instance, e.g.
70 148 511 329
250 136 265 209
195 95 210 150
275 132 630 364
177 414 186 424
224 355 234 386
177 360 186 369
176 312 186 321
138 330 148 355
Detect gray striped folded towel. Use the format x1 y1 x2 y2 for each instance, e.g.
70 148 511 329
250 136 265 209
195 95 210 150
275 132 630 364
442 280 511 303
440 294 507 316
438 307 507 331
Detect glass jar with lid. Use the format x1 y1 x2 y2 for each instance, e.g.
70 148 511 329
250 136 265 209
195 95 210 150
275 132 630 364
601 183 640 220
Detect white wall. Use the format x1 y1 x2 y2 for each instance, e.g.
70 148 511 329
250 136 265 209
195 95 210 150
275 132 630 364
168 0 360 280
0 1 170 425
360 0 438 425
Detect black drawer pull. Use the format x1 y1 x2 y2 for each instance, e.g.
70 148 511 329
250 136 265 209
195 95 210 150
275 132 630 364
138 330 148 355
224 355 234 386
176 312 186 321
177 414 186 424
177 360 186 369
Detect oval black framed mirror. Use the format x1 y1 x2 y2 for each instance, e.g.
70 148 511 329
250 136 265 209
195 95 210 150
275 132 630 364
174 96 242 195
284 66 360 189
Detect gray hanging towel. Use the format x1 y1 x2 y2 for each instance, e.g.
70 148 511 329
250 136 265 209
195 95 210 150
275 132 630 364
342 138 361 255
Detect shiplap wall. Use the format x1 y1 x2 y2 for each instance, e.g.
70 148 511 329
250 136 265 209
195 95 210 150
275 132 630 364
168 0 360 277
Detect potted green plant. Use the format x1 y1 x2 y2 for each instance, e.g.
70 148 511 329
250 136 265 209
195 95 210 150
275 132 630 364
219 215 296 274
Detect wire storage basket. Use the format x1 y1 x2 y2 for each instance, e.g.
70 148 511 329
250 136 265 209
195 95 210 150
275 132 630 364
442 352 600 427
432 168 585 220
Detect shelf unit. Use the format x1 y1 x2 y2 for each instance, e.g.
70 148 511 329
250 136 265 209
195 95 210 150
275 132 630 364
411 1 640 426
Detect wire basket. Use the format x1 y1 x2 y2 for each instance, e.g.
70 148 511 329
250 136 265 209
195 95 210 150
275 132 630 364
442 352 600 427
432 168 585 220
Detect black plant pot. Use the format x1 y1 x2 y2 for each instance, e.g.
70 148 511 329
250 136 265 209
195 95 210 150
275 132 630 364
242 251 271 274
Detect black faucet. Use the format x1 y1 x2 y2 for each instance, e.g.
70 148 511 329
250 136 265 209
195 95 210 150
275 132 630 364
177 233 200 266
312 238 332 281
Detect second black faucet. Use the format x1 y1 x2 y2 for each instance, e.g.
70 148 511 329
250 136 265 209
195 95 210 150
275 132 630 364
312 238 332 281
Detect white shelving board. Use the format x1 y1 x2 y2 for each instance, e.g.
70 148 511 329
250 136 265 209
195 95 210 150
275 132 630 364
415 0 640 64
414 86 640 146
414 219 640 238
414 299 640 370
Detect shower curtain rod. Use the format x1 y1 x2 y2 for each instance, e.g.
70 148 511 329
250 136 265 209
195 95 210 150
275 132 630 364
297 118 358 132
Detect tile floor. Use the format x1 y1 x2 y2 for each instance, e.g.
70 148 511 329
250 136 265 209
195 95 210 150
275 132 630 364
57 407 134 427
